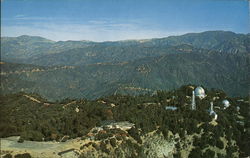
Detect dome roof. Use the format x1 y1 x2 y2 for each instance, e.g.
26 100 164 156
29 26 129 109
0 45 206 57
210 111 218 120
222 100 230 108
194 86 205 98
236 106 240 112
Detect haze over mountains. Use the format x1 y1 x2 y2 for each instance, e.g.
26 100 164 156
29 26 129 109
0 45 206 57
1 31 249 100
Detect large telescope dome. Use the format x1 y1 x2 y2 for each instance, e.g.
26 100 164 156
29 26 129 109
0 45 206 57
194 86 206 99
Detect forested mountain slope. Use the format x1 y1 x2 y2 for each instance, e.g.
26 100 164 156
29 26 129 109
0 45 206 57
1 51 248 101
1 86 249 157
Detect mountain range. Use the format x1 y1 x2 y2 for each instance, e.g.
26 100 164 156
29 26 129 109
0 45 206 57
1 31 249 100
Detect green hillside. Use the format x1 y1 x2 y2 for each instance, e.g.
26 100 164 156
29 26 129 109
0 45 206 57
1 86 249 157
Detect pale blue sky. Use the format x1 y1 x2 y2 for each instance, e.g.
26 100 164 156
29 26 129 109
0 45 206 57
1 0 249 41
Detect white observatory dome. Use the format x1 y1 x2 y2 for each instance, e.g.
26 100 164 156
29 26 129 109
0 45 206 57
194 86 206 99
209 111 218 121
222 100 230 109
236 106 240 112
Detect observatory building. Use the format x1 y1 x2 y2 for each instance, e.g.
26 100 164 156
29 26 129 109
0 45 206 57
165 106 178 111
209 102 218 120
194 86 206 99
222 100 230 109
236 106 240 112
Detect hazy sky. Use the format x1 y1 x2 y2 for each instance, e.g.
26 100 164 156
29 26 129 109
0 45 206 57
1 0 249 41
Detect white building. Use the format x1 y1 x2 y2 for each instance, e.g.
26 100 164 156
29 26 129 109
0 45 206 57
209 102 218 121
222 100 230 109
102 121 135 131
194 86 206 99
165 106 178 111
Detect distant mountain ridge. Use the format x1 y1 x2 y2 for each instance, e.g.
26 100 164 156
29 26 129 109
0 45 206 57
1 31 249 65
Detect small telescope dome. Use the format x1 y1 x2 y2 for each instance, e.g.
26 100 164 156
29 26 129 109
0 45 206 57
222 100 230 108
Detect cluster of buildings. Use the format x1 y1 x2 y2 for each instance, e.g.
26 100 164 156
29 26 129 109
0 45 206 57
191 86 231 121
166 86 232 121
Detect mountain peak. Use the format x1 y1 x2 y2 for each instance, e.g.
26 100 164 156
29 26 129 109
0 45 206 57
16 35 54 42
